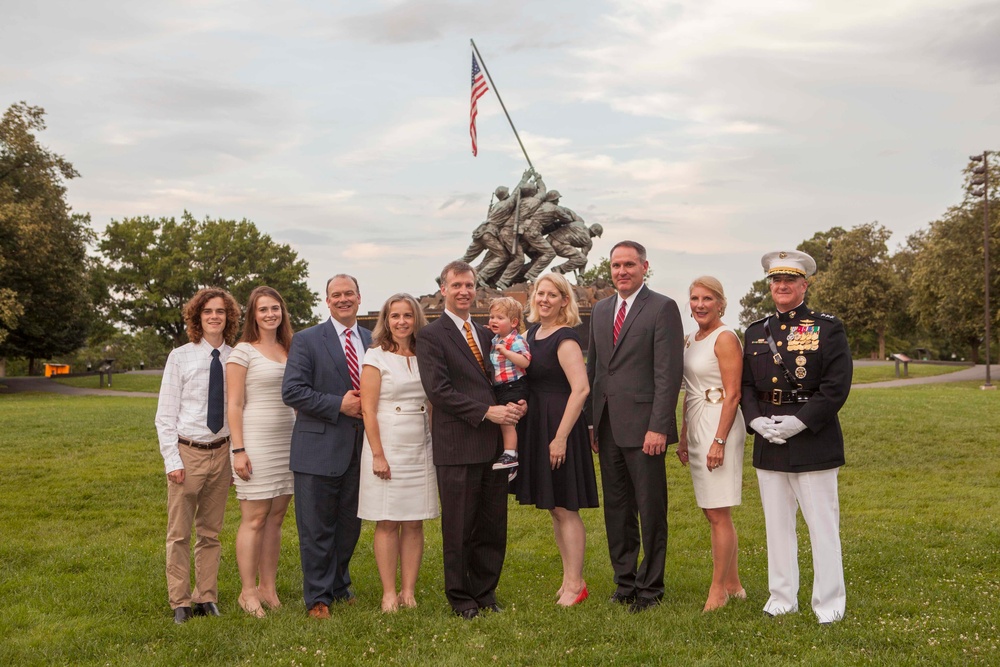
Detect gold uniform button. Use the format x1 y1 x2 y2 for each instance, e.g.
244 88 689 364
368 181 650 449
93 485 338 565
772 377 778 383
777 341 783 347
780 325 787 331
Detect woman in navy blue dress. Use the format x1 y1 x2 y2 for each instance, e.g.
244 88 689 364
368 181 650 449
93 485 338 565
512 273 599 606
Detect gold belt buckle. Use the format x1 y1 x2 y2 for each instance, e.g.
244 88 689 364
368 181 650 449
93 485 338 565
771 389 783 406
704 387 725 404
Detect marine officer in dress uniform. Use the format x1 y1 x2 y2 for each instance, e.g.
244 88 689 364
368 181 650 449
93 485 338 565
740 250 852 624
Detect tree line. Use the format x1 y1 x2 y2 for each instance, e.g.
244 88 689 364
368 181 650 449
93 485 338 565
739 160 999 362
2 101 997 373
0 102 318 375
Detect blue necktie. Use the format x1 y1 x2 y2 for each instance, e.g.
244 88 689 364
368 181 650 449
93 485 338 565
207 349 224 433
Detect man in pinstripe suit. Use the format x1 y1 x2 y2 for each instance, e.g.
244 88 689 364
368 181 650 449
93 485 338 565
416 261 525 619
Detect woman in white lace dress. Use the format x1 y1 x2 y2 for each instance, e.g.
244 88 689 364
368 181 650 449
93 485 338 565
358 293 438 612
676 276 746 612
226 286 296 618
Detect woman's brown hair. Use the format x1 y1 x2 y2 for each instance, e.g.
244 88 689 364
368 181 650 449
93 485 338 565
239 286 294 353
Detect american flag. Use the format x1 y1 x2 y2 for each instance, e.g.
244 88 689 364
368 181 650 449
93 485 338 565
470 53 489 156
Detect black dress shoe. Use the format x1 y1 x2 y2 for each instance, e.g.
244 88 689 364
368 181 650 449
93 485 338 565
455 608 479 620
192 602 221 617
608 591 636 605
173 606 193 624
479 603 502 613
628 596 661 614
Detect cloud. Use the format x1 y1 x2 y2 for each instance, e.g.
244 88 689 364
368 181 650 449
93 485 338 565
340 0 521 44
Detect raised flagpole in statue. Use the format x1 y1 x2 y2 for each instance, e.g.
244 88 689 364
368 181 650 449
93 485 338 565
470 40 536 256
439 40 606 308
469 39 535 171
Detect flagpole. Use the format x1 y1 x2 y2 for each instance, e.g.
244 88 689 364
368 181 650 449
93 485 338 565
470 38 534 172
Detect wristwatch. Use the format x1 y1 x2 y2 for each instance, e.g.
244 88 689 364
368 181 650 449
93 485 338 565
713 438 726 446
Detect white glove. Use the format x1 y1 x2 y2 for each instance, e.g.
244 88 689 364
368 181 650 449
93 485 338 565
766 415 807 441
749 417 775 438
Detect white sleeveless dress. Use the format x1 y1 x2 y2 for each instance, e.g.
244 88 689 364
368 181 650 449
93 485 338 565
682 326 746 509
357 347 439 521
227 343 295 501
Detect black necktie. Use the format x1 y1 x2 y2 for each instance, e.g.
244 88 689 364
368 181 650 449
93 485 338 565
207 349 224 433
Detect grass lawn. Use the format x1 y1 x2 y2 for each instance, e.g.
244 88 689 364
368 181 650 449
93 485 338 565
53 373 162 393
851 363 965 384
0 385 997 666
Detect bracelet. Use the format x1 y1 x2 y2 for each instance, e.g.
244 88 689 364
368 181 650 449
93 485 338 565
231 448 246 454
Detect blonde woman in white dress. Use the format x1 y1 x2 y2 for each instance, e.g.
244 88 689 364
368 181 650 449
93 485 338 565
677 276 746 612
226 286 296 618
358 293 438 613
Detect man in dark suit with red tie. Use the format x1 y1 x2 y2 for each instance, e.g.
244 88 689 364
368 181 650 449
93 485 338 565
416 261 525 619
282 274 372 619
587 241 684 613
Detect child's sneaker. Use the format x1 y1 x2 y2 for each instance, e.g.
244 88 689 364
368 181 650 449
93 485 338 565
508 468 518 482
492 452 519 470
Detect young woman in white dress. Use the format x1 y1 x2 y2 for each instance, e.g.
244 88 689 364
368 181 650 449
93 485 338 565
676 276 747 612
226 286 296 617
358 293 438 613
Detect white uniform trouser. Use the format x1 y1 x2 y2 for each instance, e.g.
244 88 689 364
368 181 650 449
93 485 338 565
756 468 846 623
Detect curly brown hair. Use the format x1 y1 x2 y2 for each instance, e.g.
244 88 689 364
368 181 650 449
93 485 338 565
239 286 294 353
183 288 240 345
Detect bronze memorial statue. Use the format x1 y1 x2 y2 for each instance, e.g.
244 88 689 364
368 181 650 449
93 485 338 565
461 167 603 290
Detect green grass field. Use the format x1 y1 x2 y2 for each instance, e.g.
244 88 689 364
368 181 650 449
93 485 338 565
851 363 966 384
0 385 997 666
53 373 162 393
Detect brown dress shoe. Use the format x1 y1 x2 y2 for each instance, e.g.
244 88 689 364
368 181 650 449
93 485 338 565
308 602 331 619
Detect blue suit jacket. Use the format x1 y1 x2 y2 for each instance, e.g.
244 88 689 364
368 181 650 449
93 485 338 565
282 319 372 477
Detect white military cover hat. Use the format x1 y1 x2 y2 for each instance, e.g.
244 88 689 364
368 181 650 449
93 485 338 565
761 250 817 278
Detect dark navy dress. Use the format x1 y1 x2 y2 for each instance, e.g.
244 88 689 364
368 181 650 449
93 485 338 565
512 324 599 511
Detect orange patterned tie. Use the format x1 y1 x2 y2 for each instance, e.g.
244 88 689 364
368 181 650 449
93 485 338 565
464 321 488 375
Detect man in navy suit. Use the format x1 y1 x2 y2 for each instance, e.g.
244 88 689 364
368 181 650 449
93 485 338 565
416 260 524 619
282 274 372 618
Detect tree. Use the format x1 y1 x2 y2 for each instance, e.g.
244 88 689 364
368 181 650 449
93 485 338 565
97 213 320 346
0 102 92 374
0 288 22 347
578 257 610 286
738 228 847 328
908 205 999 363
808 223 900 359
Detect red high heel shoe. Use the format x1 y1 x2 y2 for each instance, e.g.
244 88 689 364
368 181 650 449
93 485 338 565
569 586 589 606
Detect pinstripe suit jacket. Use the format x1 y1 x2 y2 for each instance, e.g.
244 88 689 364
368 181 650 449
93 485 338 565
416 314 502 466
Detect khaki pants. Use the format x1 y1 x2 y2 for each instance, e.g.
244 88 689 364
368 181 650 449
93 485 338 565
165 442 231 608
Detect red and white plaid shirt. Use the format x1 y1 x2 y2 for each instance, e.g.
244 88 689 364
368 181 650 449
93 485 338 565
490 330 530 384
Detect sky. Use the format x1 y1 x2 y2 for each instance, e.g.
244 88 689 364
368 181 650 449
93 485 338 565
5 0 1000 332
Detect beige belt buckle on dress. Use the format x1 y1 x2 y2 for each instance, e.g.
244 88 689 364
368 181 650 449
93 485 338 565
704 387 725 404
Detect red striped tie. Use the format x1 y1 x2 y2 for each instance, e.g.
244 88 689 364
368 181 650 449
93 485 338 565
613 300 627 345
344 329 360 390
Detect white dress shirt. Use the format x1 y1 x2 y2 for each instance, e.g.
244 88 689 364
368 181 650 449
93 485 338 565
329 316 366 366
155 339 232 473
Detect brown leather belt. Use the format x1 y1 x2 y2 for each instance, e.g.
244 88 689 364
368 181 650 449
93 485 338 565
757 389 813 405
178 435 230 450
